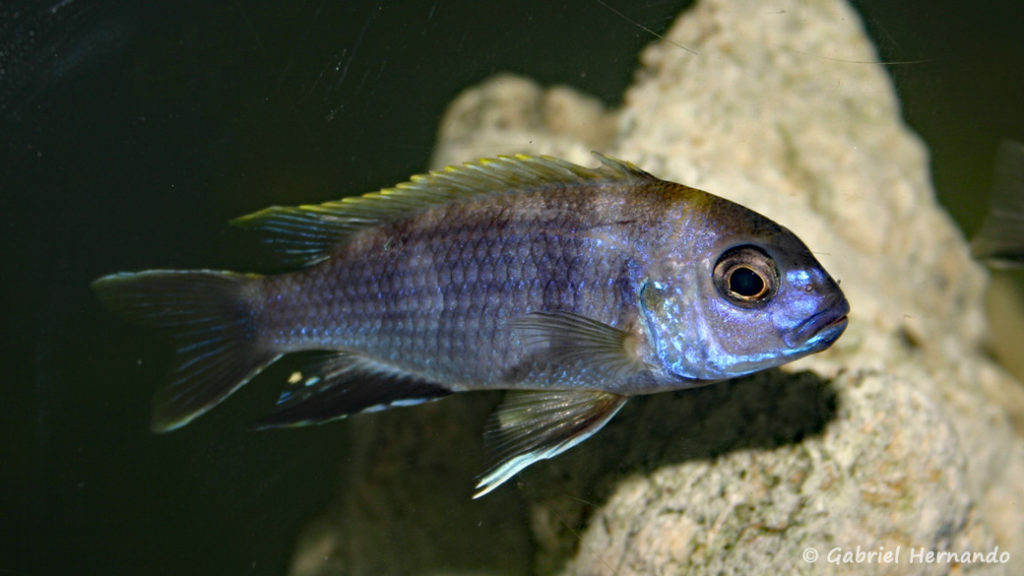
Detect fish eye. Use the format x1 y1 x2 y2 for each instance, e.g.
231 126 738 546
713 245 778 307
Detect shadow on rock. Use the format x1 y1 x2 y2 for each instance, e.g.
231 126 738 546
514 369 840 574
287 370 839 576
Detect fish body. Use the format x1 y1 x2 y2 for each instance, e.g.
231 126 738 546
256 174 664 394
93 153 849 496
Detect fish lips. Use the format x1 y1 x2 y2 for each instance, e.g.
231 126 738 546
784 300 850 350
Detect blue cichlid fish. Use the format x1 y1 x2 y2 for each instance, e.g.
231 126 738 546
93 153 849 497
971 139 1024 268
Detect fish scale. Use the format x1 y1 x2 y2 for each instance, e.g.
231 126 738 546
251 196 635 390
92 153 849 497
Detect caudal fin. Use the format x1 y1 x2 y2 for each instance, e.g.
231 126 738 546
91 270 280 432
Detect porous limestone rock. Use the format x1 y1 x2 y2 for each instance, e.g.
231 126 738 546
290 0 1024 574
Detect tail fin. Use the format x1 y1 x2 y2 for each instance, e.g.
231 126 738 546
91 270 280 432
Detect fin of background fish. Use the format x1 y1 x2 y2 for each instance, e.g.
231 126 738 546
231 153 653 267
252 352 451 428
475 389 628 498
91 270 281 432
509 311 649 379
970 139 1024 268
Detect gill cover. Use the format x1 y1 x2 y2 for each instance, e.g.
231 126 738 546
638 238 839 383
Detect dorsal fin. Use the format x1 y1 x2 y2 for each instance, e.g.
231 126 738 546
231 152 652 267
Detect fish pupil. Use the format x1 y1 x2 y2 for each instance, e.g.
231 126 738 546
713 245 777 307
729 267 764 297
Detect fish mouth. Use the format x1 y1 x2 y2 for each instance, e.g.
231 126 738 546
784 303 850 350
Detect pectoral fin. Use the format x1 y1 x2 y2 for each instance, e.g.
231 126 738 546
509 311 649 380
474 389 628 498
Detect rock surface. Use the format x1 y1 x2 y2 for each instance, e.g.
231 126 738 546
290 0 1024 574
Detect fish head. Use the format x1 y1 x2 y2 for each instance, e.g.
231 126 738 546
639 199 849 382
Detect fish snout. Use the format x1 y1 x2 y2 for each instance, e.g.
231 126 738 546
783 297 850 349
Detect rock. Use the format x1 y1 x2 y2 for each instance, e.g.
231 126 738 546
289 0 1024 574
286 395 534 576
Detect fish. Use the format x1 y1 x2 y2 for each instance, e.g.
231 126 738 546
971 139 1024 268
92 153 849 497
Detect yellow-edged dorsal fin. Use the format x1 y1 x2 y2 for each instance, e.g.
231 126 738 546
231 152 652 267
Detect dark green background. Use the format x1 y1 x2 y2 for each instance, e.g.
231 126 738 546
3 1 1022 574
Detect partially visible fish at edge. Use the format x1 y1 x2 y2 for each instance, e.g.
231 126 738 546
971 139 1024 268
92 153 850 497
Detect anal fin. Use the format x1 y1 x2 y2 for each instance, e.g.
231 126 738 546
475 389 628 498
253 352 451 429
